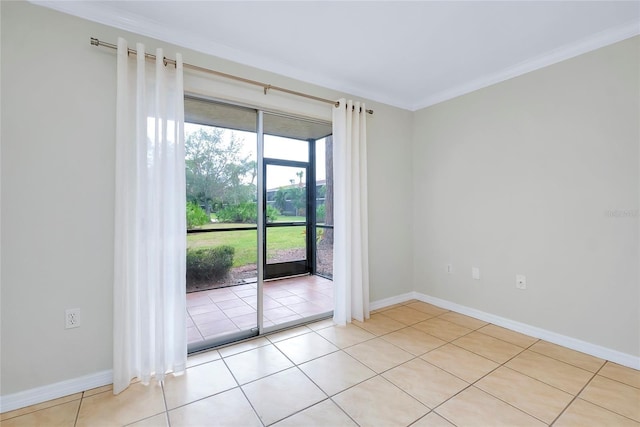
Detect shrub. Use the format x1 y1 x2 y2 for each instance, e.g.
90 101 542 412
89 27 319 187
186 246 234 283
316 204 326 222
186 202 210 228
266 205 280 223
216 202 279 223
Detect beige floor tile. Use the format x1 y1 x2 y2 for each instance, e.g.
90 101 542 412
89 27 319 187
598 361 640 389
554 398 640 427
299 351 376 396
383 327 447 355
0 400 80 427
476 324 538 348
83 385 112 398
352 313 406 335
76 382 165 426
453 331 524 364
266 325 313 343
274 332 339 364
218 337 270 357
383 358 469 408
435 386 546 427
412 318 472 342
379 306 433 325
421 343 498 383
404 302 449 317
162 359 237 409
316 324 376 348
476 366 573 424
242 367 326 425
345 337 414 373
437 312 488 330
529 341 605 372
411 412 456 426
505 350 594 395
580 375 640 421
224 344 293 384
128 412 169 426
169 387 261 427
307 318 336 331
186 349 220 367
272 399 357 427
333 376 429 427
1 393 82 421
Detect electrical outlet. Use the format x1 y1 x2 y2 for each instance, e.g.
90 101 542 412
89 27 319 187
472 267 480 280
446 264 453 274
65 308 81 329
516 275 527 290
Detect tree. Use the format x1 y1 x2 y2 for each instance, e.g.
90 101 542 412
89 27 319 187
274 188 288 213
185 128 256 214
288 186 306 216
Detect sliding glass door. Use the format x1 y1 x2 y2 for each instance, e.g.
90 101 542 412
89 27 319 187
185 97 334 352
184 98 259 352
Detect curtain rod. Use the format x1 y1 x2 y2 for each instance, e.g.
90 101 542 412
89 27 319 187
90 37 373 115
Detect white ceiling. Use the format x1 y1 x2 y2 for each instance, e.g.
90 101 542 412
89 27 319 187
34 1 640 111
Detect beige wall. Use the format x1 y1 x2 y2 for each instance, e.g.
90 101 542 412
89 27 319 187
0 1 414 394
412 36 639 356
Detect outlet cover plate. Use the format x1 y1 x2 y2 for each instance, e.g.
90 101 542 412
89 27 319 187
516 275 527 290
65 308 81 329
472 267 480 280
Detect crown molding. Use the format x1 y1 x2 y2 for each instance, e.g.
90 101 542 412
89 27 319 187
29 1 640 113
411 20 640 111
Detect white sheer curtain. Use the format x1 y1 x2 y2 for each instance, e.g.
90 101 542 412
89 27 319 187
113 38 187 394
332 99 370 324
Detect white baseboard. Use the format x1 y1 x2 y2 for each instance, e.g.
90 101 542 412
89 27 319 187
0 370 112 413
413 292 640 370
369 292 417 312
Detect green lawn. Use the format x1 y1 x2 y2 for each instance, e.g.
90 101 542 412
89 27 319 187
187 224 306 267
273 215 306 223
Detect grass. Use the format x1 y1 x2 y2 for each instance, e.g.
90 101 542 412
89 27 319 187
187 224 306 267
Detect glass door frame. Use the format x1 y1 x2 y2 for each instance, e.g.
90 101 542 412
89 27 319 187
262 158 314 280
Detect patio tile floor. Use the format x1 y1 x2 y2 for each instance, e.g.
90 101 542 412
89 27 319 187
186 275 333 345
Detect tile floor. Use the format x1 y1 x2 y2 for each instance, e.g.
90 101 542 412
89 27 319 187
3 300 640 426
187 275 334 345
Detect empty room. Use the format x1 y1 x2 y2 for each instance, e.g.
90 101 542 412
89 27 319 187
1 1 638 426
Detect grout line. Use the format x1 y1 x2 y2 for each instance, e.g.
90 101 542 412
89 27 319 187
548 362 604 425
159 380 170 427
527 344 606 374
216 356 265 427
73 396 82 427
596 371 640 390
